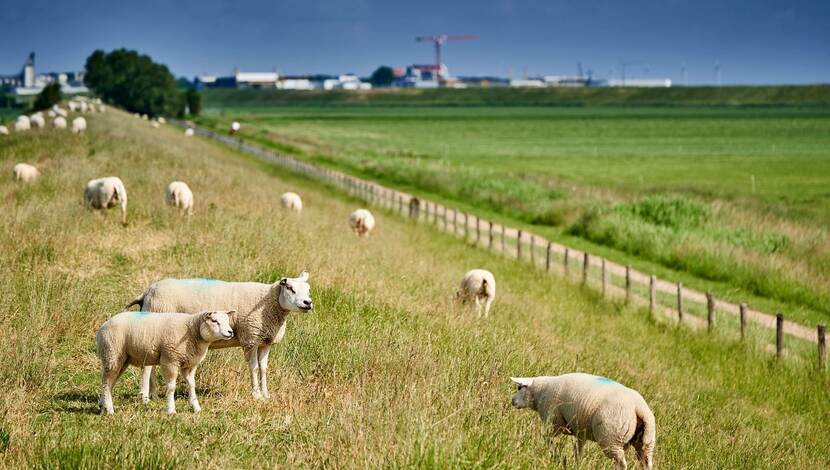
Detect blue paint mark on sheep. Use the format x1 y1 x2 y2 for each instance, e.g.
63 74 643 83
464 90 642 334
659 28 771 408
595 377 619 385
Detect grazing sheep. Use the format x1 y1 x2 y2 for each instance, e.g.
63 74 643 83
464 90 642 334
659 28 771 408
165 181 194 215
125 271 314 400
53 116 67 129
96 310 235 414
79 101 89 113
72 116 87 133
48 110 56 118
280 192 303 212
30 114 45 128
14 116 30 132
349 209 375 237
456 269 496 318
141 114 148 120
229 121 240 135
184 128 194 136
84 176 128 225
13 163 39 182
98 104 106 113
157 117 166 124
68 101 79 112
52 105 68 117
0 125 8 135
151 121 160 129
511 374 656 470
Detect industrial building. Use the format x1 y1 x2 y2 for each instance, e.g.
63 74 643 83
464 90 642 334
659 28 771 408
195 70 371 90
0 52 88 96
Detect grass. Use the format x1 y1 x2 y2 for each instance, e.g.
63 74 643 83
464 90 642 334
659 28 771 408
0 107 827 468
194 104 830 327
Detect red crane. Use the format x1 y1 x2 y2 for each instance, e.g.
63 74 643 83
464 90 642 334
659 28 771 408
415 35 477 85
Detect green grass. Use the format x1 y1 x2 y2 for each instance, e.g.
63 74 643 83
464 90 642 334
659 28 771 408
1 108 827 468
195 104 830 327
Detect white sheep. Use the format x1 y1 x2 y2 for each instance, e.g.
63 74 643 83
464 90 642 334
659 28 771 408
53 116 67 129
47 110 56 118
229 121 241 134
511 374 656 470
184 128 195 136
68 101 79 112
84 176 128 225
151 121 160 129
165 181 194 215
456 269 496 318
280 192 303 212
0 125 8 136
157 117 166 124
125 271 313 400
13 163 39 182
98 104 106 113
349 209 375 237
30 113 45 128
96 310 235 414
14 116 30 132
79 101 89 113
141 114 148 120
72 116 87 133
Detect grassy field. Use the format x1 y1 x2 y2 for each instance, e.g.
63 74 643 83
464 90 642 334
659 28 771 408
195 104 830 327
0 107 828 468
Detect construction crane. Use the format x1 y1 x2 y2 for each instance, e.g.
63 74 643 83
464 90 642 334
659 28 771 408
415 35 477 85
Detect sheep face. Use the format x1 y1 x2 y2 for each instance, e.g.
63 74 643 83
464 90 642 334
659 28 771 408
278 271 313 312
199 310 235 341
510 377 535 409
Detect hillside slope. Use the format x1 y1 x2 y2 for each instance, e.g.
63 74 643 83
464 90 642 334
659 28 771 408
0 109 827 468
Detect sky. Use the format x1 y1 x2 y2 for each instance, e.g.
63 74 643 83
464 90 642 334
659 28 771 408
0 0 828 85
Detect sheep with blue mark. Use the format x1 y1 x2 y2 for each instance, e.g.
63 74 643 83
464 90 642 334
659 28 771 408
96 309 235 414
511 373 656 470
125 271 314 400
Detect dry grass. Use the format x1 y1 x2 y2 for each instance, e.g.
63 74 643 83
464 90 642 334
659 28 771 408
0 109 827 468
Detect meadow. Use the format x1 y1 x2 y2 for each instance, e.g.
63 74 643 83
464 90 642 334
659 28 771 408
0 107 828 468
196 104 830 327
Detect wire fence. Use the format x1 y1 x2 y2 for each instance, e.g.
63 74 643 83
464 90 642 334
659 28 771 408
176 121 827 371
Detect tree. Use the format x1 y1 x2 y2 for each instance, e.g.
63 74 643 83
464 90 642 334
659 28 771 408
84 48 182 117
370 66 395 87
185 88 201 116
33 82 62 111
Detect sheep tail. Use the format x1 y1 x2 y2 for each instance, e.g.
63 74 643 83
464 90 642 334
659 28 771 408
634 402 656 456
124 292 144 311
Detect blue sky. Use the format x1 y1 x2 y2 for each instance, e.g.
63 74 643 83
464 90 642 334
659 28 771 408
0 0 827 84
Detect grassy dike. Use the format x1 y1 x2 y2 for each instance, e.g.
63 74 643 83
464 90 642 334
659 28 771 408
0 108 827 468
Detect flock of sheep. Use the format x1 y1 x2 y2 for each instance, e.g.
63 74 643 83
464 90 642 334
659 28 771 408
5 107 655 469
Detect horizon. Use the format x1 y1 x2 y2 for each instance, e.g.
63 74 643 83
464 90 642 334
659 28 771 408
1 0 828 86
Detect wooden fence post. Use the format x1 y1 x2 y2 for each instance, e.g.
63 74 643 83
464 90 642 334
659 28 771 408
776 313 784 357
501 226 505 253
677 283 683 323
517 230 523 259
453 210 458 235
546 242 552 272
399 195 403 215
739 303 747 340
818 324 826 370
476 216 480 245
582 252 588 285
488 222 493 249
530 236 535 266
706 293 715 331
409 197 420 220
433 203 438 225
601 258 607 297
464 213 469 240
649 275 656 312
564 248 569 274
625 265 631 303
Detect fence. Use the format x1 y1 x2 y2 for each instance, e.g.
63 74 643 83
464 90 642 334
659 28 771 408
177 121 827 370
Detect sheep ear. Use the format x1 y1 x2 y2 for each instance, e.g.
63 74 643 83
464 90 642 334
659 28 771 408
200 311 213 321
511 377 533 387
278 278 288 287
297 271 309 282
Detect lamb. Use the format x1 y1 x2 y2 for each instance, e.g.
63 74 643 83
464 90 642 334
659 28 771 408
125 271 314 400
349 209 375 237
0 125 8 135
14 116 30 132
184 128 194 136
84 176 128 225
72 116 87 133
456 269 496 318
511 374 656 470
165 181 194 215
53 116 67 129
96 310 235 414
13 163 39 182
280 192 303 212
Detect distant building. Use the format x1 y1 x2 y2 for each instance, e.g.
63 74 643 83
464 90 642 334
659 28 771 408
395 64 450 88
195 69 280 89
607 78 672 88
509 79 546 88
543 75 592 87
1 52 88 96
277 78 315 90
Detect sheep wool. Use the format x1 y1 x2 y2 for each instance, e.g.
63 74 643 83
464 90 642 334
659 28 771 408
72 116 87 133
84 176 128 225
280 192 303 212
14 116 30 132
0 125 8 135
184 128 195 136
13 163 39 182
53 116 67 129
96 310 235 414
456 269 496 318
125 271 314 400
349 209 375 237
511 373 655 470
30 114 45 128
165 181 194 215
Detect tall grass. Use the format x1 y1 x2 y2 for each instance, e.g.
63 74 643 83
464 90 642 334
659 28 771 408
0 110 827 468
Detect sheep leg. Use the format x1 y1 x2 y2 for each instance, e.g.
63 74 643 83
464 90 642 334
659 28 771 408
160 362 180 414
183 367 201 413
633 439 653 470
257 345 272 399
483 297 493 318
573 438 585 461
474 296 482 318
604 446 627 470
140 366 154 403
245 347 263 400
99 366 120 415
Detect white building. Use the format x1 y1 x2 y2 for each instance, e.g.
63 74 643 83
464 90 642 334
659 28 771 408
277 78 315 90
509 79 546 88
607 78 672 88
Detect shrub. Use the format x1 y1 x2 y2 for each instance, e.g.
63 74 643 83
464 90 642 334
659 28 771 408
32 83 62 111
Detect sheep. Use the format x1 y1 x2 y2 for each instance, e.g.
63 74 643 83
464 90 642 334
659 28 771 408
157 117 166 124
53 116 67 129
125 271 314 400
96 310 235 414
165 181 194 216
52 105 68 117
68 101 79 112
14 116 30 132
280 192 302 212
151 121 160 129
184 128 195 136
13 163 39 182
72 116 87 133
84 176 128 225
30 113 45 128
456 269 496 318
0 125 8 136
79 101 89 113
47 110 56 118
511 374 656 470
349 209 375 237
229 121 240 135
98 104 106 113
